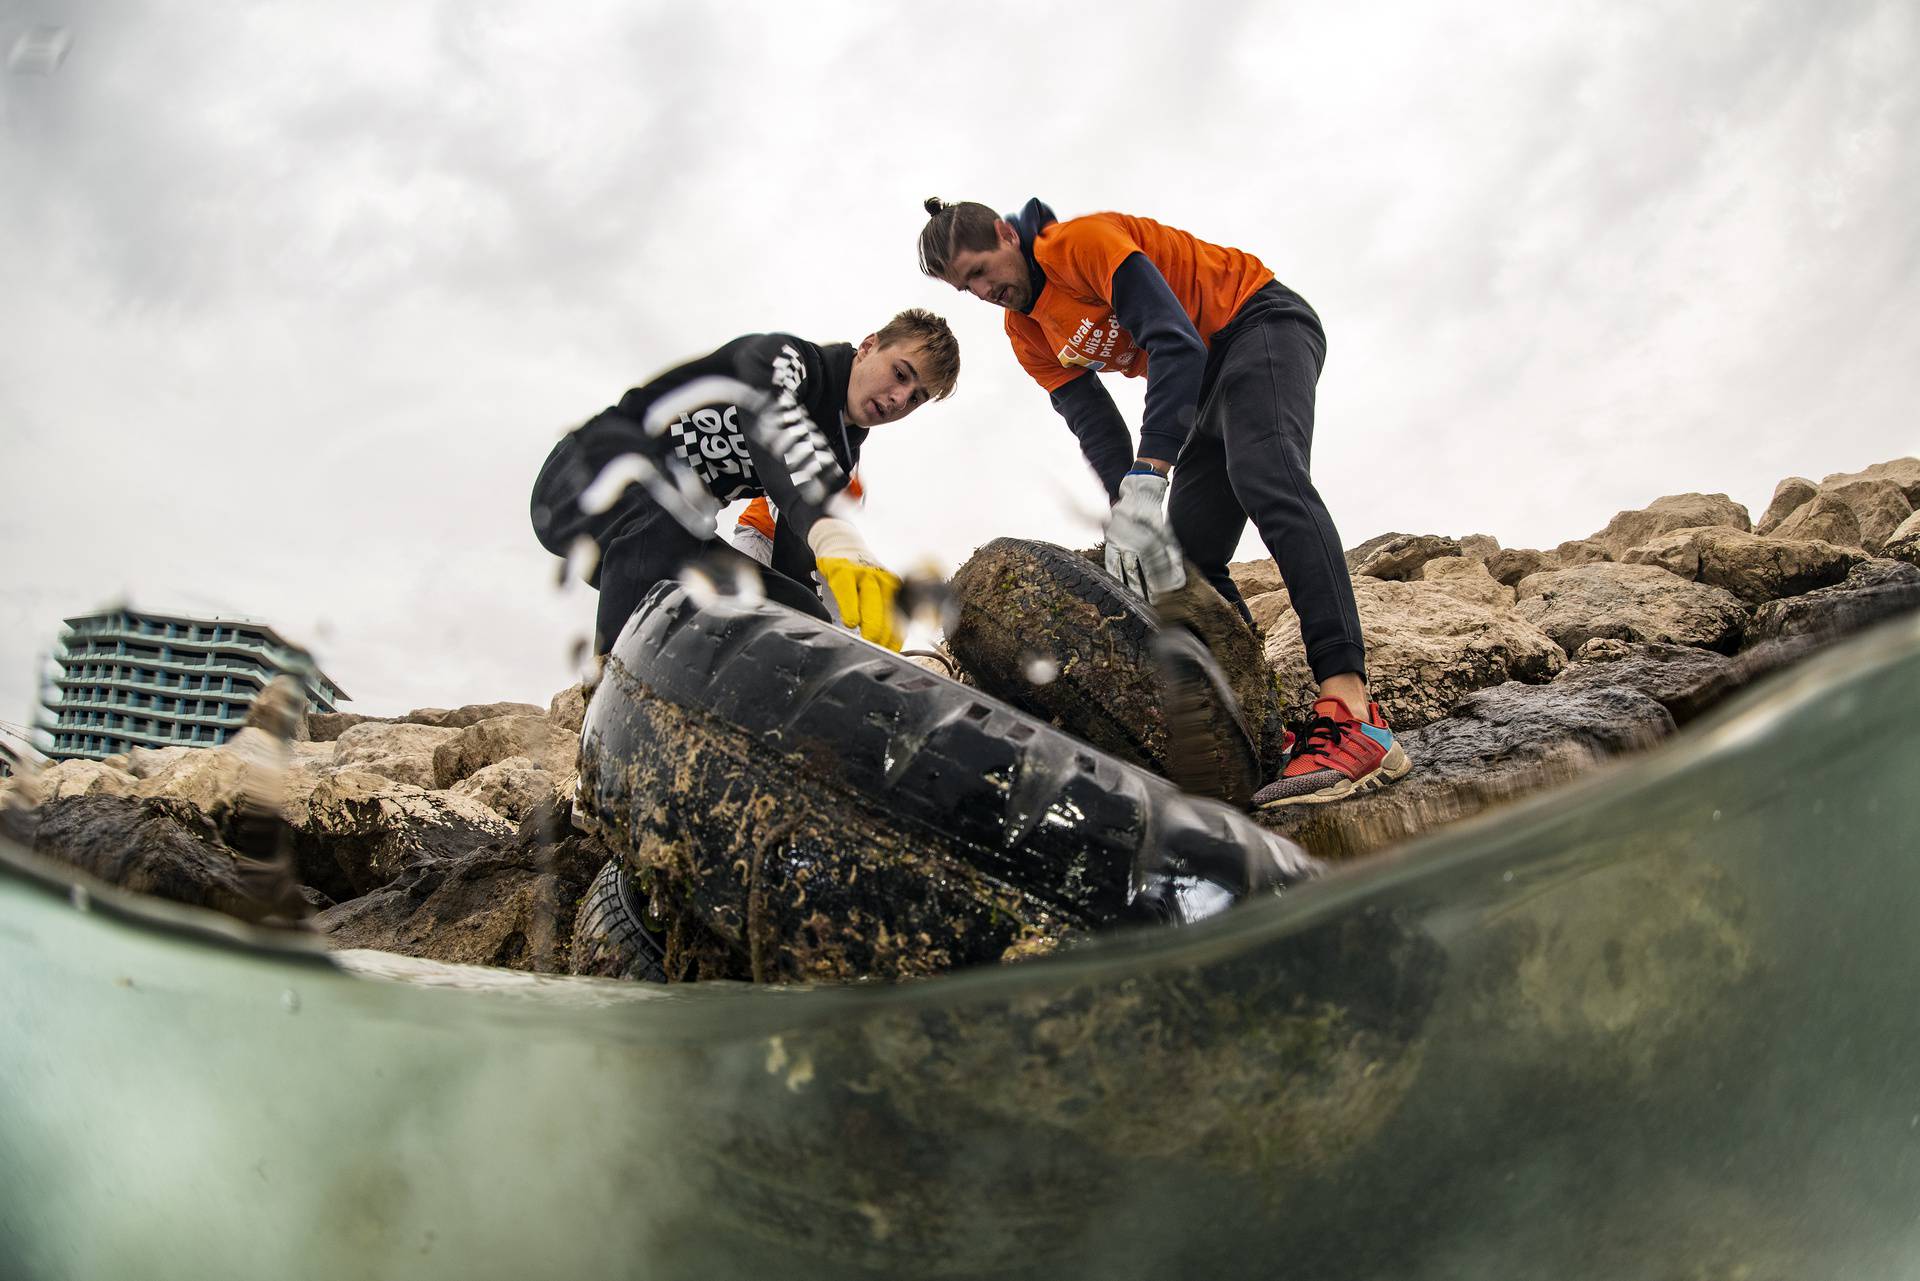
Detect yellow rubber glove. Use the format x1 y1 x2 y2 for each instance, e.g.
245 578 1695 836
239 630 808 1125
806 517 904 651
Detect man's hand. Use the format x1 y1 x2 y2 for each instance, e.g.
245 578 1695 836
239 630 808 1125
1104 470 1187 600
806 517 905 651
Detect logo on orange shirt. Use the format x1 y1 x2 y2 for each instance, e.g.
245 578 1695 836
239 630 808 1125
1056 312 1138 373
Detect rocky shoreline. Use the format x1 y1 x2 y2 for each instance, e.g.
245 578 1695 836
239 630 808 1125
3 456 1917 979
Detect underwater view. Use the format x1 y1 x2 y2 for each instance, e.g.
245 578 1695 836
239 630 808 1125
5 610 1917 1280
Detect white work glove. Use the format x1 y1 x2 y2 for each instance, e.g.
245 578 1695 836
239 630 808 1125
806 517 904 651
1104 471 1187 600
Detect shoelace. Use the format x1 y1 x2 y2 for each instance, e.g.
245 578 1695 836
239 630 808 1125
1291 714 1352 765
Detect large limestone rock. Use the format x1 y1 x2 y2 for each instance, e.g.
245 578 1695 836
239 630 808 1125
1418 556 1514 610
1457 534 1500 562
548 682 590 735
450 756 555 825
1552 539 1612 567
293 767 513 900
330 720 459 790
1768 492 1862 548
1228 558 1284 599
35 759 139 801
1621 526 1866 604
432 714 578 790
308 712 384 742
316 803 607 973
403 701 546 730
1821 457 1920 507
1589 493 1751 560
1486 548 1556 588
1744 559 1920 648
1257 679 1675 861
1263 577 1566 730
1345 533 1462 581
1246 589 1294 635
133 746 253 818
1756 477 1820 534
1885 511 1920 566
1514 563 1749 654
125 745 193 779
1819 477 1913 554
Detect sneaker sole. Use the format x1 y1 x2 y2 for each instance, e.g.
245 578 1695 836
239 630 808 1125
1257 742 1412 810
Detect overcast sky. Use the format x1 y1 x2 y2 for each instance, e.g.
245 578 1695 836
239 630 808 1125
3 0 1916 740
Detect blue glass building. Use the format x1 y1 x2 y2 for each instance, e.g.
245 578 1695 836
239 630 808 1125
39 608 347 762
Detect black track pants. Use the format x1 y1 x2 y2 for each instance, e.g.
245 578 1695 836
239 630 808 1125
531 426 830 655
1167 285 1368 684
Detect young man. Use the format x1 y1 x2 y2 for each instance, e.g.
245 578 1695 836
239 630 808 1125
917 198 1406 806
532 309 958 656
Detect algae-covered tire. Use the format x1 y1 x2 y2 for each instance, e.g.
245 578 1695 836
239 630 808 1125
568 858 669 982
947 538 1291 782
576 584 1319 984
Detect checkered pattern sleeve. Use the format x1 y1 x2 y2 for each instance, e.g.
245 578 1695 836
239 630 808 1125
729 333 848 542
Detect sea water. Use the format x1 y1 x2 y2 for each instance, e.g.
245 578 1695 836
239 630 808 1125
4 613 1919 1279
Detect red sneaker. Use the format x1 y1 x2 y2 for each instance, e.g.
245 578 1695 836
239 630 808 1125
1254 697 1410 808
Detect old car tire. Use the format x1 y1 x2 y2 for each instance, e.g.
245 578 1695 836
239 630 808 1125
946 538 1291 785
568 857 669 983
575 584 1318 983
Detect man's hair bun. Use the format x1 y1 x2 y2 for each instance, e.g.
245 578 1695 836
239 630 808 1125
923 196 947 217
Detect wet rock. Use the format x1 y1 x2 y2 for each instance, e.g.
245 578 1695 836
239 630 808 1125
1589 493 1751 559
1819 476 1912 554
1551 538 1612 566
431 713 577 789
450 755 555 824
22 795 311 926
293 767 512 900
1486 547 1556 588
1744 558 1920 648
1345 532 1461 580
1418 556 1514 610
316 801 606 972
1885 511 1920 566
330 720 459 790
1514 562 1749 654
1621 526 1865 604
1768 491 1862 548
1264 577 1566 730
1551 641 1738 725
1258 680 1674 861
1756 476 1820 533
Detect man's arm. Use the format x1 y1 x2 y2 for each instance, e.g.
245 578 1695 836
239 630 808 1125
1109 252 1207 471
727 335 849 543
1049 375 1134 502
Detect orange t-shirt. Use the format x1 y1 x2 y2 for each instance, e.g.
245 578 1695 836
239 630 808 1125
734 470 864 537
1005 212 1273 393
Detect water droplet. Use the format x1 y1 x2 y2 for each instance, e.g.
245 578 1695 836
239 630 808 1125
1021 653 1059 685
280 989 301 1014
1501 871 1513 883
69 884 90 912
1711 809 1721 822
